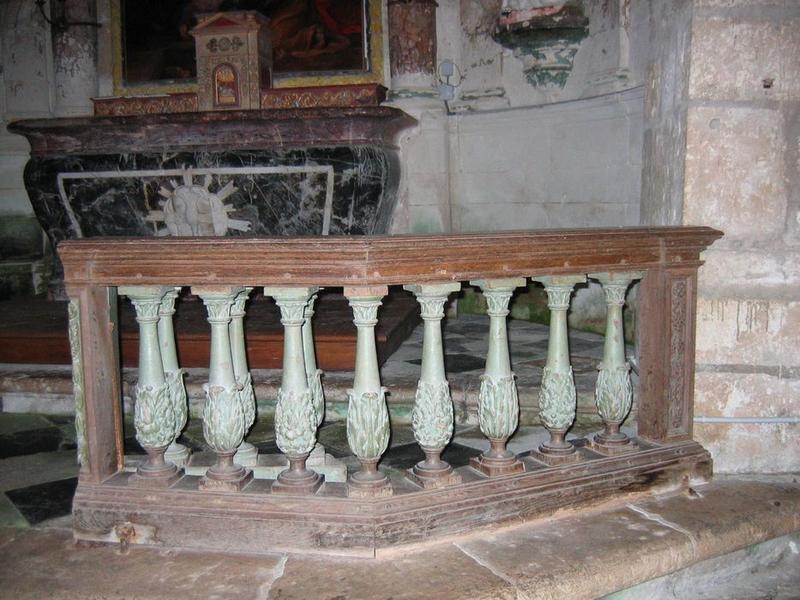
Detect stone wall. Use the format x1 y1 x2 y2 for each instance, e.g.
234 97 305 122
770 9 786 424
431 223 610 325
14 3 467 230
680 0 800 473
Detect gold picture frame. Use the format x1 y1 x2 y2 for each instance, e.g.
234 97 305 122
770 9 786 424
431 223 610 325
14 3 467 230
110 0 385 96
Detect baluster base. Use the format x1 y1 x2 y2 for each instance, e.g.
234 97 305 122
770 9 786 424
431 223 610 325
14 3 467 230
272 454 324 495
165 442 191 469
470 439 524 477
590 429 639 455
234 441 259 467
199 451 253 492
347 458 393 498
407 447 462 489
530 432 584 465
129 445 183 488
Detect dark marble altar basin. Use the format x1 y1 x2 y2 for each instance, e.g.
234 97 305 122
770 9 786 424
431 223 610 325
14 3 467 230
9 107 416 288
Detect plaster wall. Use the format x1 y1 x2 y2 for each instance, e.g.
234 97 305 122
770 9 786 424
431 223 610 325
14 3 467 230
682 0 800 472
394 0 651 235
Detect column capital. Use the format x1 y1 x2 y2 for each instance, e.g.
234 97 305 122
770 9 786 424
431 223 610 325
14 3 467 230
194 288 244 323
349 297 383 326
588 271 644 286
230 287 253 318
121 287 172 323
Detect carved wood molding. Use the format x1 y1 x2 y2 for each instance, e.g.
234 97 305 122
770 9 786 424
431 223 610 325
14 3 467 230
58 227 723 288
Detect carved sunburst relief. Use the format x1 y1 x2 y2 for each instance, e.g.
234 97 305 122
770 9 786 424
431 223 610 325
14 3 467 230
145 168 251 236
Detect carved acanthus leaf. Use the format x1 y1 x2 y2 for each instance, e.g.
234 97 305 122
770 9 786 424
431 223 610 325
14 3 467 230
230 287 252 317
483 290 513 317
478 374 519 440
201 296 235 322
276 300 307 325
308 369 325 428
543 286 574 311
346 388 390 460
165 369 188 440
349 300 382 326
595 365 632 424
134 382 175 448
130 297 163 322
417 296 447 320
67 299 88 468
602 283 628 306
202 383 246 452
158 289 181 316
275 388 317 456
412 380 454 449
237 372 256 432
539 366 577 431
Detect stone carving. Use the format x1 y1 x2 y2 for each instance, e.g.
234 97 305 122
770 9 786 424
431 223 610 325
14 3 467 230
668 279 688 434
590 271 642 448
202 384 247 453
347 388 391 460
275 389 318 456
158 289 189 465
135 382 175 449
147 169 251 237
67 299 88 468
595 365 632 424
308 369 325 427
478 374 519 441
412 380 454 450
493 4 589 88
165 370 188 441
539 366 577 431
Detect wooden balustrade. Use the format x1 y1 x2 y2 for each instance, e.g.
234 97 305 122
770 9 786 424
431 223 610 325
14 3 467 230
60 226 722 557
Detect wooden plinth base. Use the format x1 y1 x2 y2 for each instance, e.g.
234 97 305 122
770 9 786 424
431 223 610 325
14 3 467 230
469 455 526 477
272 471 324 496
589 436 640 456
198 469 254 493
527 447 586 466
73 439 712 557
127 469 183 489
406 466 463 489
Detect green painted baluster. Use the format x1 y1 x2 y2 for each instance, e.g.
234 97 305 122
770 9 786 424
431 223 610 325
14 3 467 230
194 287 253 492
345 287 392 497
469 278 526 476
303 292 326 462
119 286 182 488
67 298 88 471
230 287 258 467
404 283 462 488
532 275 586 459
159 287 190 469
265 286 324 495
589 271 643 450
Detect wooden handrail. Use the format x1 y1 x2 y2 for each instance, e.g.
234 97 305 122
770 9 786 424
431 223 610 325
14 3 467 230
59 226 722 287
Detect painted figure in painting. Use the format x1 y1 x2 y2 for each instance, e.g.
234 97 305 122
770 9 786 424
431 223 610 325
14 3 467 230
123 0 365 84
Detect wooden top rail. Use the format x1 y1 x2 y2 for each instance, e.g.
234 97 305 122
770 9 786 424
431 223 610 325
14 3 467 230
58 227 723 288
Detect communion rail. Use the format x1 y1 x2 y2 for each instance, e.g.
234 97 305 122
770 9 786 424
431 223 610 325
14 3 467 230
60 227 722 557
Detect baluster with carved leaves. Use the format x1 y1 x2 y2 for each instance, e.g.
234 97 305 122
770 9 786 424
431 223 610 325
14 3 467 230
194 286 253 492
531 275 586 461
589 271 643 451
469 278 526 476
345 287 392 497
119 286 182 488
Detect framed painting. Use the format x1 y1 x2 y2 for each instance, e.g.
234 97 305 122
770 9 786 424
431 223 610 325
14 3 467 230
110 0 385 95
